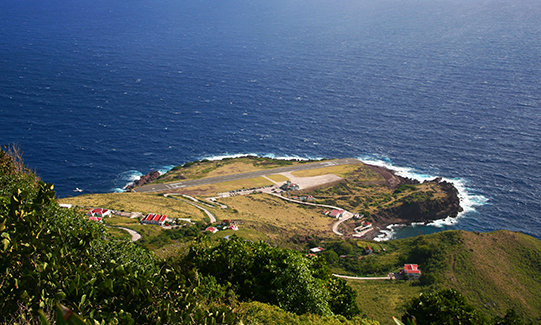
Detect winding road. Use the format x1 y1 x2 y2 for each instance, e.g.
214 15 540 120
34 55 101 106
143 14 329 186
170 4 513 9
114 226 142 242
164 194 217 223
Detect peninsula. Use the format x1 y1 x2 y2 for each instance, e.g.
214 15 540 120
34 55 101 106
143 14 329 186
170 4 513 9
73 156 462 241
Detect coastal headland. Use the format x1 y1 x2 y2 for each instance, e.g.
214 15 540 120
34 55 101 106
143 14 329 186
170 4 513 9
118 156 462 240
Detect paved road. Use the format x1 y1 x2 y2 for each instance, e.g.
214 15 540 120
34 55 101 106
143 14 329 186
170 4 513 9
115 227 142 242
333 274 392 281
331 212 355 236
132 158 362 193
164 194 217 223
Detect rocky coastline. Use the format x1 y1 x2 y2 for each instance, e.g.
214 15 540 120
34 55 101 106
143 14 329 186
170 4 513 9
363 166 463 239
125 171 161 191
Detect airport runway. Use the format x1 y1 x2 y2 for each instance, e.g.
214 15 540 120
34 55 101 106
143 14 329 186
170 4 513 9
131 158 362 193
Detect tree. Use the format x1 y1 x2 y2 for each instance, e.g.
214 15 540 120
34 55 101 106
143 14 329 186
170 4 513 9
186 236 361 317
0 147 237 324
492 309 532 325
402 289 488 325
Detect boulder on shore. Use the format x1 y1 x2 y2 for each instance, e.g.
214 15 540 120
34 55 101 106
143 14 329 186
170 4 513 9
125 171 161 191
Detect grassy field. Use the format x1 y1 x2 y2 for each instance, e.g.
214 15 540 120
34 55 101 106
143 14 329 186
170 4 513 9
294 166 449 216
348 280 423 325
172 176 275 197
441 230 541 322
266 174 289 182
326 230 541 324
59 192 208 221
214 193 336 247
152 157 320 184
291 164 366 179
104 226 133 241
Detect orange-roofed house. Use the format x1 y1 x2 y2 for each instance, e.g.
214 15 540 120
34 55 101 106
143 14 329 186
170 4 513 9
401 264 422 280
205 227 219 234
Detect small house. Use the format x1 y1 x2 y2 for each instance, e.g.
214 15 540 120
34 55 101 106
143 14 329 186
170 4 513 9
365 246 373 254
87 208 111 218
329 209 345 218
399 264 422 280
205 227 219 234
309 247 324 253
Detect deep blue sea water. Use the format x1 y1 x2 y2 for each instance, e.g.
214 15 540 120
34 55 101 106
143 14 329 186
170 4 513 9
1 0 540 240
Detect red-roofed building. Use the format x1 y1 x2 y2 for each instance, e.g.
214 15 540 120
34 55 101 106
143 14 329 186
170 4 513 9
228 225 239 231
329 209 345 218
141 213 167 226
88 216 102 222
205 226 219 234
87 208 111 218
400 264 422 280
365 246 373 254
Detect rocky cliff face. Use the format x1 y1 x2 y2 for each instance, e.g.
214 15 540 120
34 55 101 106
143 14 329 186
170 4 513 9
125 171 161 191
372 178 463 228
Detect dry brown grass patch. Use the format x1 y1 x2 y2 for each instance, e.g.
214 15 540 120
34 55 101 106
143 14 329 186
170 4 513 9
59 193 207 221
220 194 335 238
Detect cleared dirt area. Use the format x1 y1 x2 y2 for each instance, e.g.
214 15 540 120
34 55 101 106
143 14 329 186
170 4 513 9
279 171 343 190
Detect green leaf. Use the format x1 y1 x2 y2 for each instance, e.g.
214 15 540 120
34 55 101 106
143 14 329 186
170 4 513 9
55 291 66 301
79 294 87 308
1 238 9 251
38 309 51 325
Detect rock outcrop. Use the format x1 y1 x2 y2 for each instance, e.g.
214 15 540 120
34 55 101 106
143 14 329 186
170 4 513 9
125 171 161 191
371 178 462 229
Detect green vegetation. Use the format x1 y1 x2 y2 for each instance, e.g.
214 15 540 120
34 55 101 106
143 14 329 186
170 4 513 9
401 288 532 325
1 147 373 324
154 156 317 184
5 149 541 324
293 166 446 216
317 231 541 324
187 235 360 318
240 301 379 325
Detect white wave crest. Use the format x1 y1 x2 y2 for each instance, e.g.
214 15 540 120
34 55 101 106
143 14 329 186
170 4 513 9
373 224 404 242
200 153 324 162
359 155 489 237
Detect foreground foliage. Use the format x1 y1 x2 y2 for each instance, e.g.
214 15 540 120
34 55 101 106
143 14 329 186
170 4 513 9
401 289 532 325
0 148 236 324
0 147 364 324
187 235 361 318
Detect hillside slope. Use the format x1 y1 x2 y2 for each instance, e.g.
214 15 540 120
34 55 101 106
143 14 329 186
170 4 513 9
443 230 541 322
344 230 541 324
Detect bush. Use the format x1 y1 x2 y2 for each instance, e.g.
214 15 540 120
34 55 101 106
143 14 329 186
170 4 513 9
187 236 361 318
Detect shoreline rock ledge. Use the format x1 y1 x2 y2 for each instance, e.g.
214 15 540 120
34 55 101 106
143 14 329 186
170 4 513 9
125 171 161 191
370 177 463 233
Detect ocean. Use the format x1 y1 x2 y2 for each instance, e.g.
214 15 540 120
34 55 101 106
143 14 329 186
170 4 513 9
1 0 540 240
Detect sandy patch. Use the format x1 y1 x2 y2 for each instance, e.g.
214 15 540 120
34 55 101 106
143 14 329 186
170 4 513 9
278 172 343 190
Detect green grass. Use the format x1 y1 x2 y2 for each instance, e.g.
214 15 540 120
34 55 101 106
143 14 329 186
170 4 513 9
240 301 379 325
153 157 319 185
347 280 423 325
324 230 541 324
172 177 275 197
105 226 133 241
